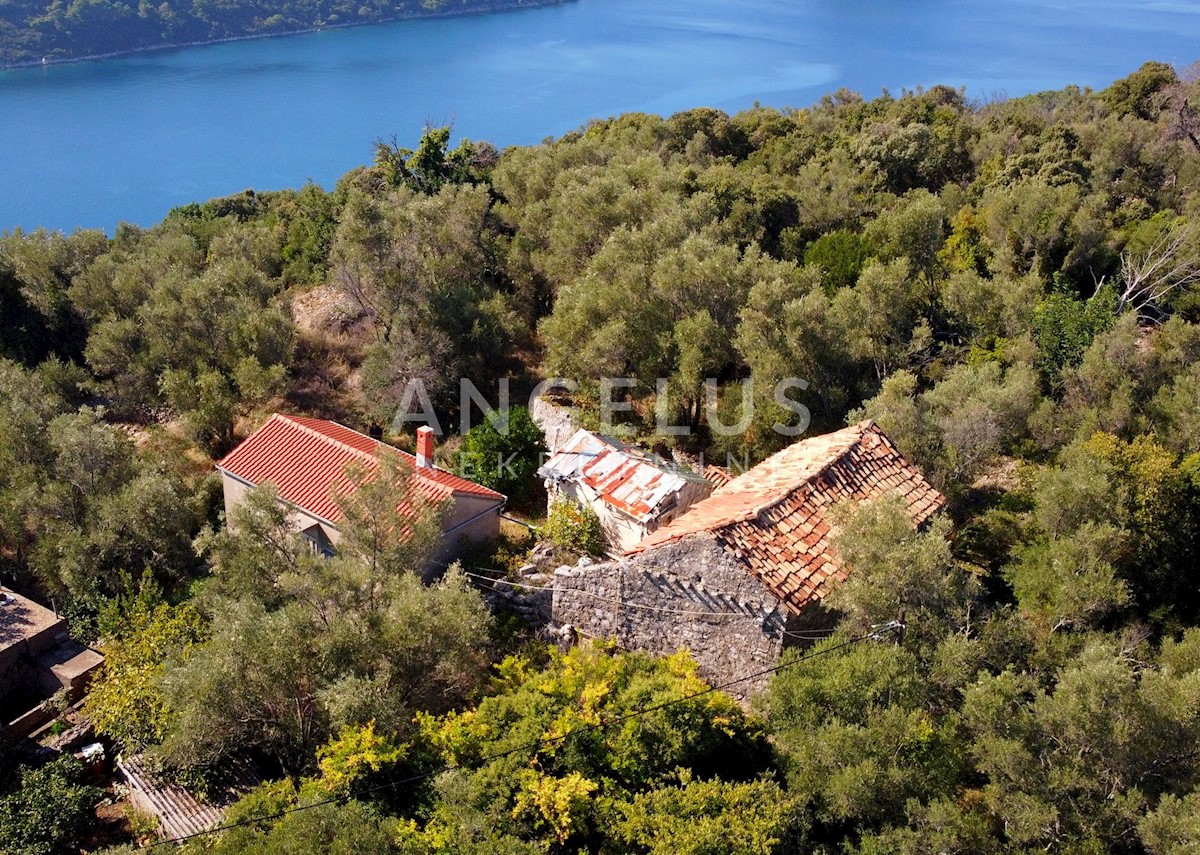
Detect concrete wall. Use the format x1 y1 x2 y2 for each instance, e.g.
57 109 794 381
548 474 713 556
438 494 503 563
3 642 105 738
551 533 788 699
548 480 648 554
443 493 501 534
219 470 252 524
0 593 68 690
223 472 343 547
559 480 666 555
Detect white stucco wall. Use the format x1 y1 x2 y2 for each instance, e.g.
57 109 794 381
547 476 714 555
438 497 504 562
221 471 341 548
550 480 649 554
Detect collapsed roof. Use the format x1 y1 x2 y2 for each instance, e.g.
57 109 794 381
538 429 712 524
627 420 945 614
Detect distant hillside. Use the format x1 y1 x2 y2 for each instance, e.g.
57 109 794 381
0 0 569 67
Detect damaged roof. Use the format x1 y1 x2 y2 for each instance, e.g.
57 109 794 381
627 420 945 614
538 429 711 524
218 414 503 525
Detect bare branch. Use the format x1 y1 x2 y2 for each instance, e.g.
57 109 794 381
1117 219 1200 322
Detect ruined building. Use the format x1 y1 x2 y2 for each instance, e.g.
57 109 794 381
551 420 945 696
538 428 714 553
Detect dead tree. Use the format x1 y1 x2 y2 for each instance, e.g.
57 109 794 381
1117 219 1200 322
1166 95 1200 153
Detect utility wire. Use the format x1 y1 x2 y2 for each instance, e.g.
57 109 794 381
139 624 899 849
432 555 780 618
458 568 837 641
442 547 843 630
780 628 839 640
457 565 811 621
459 567 776 620
473 563 768 609
457 568 837 640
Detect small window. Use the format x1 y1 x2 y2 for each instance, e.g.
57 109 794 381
304 530 335 559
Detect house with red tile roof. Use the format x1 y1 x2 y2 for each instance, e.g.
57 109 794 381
550 420 944 696
217 415 505 562
537 429 715 553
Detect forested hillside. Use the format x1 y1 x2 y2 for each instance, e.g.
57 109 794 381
0 0 567 66
3 62 1200 853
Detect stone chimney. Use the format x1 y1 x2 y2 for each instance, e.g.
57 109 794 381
416 426 435 469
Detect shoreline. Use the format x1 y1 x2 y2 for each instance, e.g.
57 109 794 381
0 0 572 71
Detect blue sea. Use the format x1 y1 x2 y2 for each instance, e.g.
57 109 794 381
1 0 1198 233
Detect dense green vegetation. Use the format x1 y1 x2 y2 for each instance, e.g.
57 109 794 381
543 496 605 558
456 405 546 506
2 61 1200 853
0 0 569 67
0 756 105 855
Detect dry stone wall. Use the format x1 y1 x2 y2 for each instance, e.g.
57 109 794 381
485 571 555 627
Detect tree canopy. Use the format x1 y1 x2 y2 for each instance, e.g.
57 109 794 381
5 62 1200 855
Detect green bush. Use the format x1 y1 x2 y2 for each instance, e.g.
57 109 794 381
455 406 546 507
1032 284 1116 390
543 497 606 558
0 756 103 855
803 228 872 290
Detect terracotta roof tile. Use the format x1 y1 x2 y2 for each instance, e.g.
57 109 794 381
217 414 503 524
626 421 945 614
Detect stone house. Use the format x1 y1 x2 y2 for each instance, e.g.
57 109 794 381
0 588 104 737
551 420 945 696
538 428 714 553
217 414 505 561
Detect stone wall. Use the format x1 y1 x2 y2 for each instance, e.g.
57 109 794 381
483 571 555 628
530 396 577 455
469 542 559 631
551 533 788 699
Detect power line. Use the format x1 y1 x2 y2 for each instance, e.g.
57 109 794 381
462 569 771 619
780 627 839 641
459 568 838 641
139 625 898 849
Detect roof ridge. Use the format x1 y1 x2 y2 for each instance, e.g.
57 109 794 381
622 420 943 612
280 415 503 499
741 419 877 520
276 414 379 467
567 428 710 484
624 422 878 554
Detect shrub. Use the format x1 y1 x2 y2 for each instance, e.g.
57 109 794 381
456 406 547 507
1032 284 1116 391
543 497 605 558
0 756 103 855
